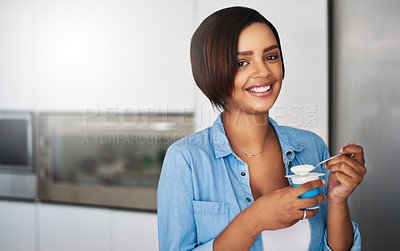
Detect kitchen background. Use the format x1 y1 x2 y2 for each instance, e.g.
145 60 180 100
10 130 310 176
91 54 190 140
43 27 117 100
0 0 398 250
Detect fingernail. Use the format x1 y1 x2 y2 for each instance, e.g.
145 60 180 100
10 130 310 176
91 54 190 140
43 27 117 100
322 179 326 185
339 148 344 154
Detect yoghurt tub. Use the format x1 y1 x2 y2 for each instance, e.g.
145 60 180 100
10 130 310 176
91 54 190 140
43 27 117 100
285 172 325 209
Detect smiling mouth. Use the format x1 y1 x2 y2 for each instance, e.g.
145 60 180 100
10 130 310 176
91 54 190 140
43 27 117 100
247 85 271 93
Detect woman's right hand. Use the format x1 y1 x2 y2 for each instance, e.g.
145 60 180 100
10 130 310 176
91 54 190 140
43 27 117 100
252 179 326 231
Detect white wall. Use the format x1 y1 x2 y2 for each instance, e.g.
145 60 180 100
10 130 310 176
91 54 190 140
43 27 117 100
0 0 195 113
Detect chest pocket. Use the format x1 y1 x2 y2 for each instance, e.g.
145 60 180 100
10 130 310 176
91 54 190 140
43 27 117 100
192 200 230 245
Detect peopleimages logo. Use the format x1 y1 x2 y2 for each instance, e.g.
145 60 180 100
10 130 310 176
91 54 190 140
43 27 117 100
75 104 319 145
81 133 189 145
78 105 194 145
271 104 318 127
195 103 319 128
79 105 194 128
78 103 318 130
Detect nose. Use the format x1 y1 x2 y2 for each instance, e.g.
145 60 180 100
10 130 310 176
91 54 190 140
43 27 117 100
253 60 271 79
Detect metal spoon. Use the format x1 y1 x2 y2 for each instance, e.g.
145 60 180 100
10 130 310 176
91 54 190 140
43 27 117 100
292 153 356 175
291 154 342 175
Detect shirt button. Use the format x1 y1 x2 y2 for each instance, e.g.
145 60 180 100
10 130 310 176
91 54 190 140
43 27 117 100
241 172 246 176
286 151 292 156
246 197 251 202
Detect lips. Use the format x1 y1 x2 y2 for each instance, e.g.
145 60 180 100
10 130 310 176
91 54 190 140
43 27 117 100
245 82 274 97
247 85 271 93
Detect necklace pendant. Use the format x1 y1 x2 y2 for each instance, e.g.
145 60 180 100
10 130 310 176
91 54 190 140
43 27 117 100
246 154 253 157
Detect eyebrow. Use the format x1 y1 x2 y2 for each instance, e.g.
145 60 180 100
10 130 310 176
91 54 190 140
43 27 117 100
237 45 279 56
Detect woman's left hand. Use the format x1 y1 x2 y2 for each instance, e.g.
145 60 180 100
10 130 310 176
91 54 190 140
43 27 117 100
325 141 367 204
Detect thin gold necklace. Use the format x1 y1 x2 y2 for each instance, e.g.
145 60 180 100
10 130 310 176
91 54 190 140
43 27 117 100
229 127 273 158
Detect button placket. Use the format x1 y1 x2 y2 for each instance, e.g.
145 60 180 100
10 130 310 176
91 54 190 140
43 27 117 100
284 149 296 161
284 150 296 176
238 162 249 185
237 162 253 205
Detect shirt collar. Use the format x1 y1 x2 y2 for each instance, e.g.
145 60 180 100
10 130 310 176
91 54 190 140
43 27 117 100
210 113 305 159
210 113 232 158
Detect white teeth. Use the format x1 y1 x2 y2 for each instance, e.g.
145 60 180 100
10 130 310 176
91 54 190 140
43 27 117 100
249 85 271 93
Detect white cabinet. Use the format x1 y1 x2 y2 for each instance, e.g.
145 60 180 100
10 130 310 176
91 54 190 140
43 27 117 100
37 203 158 251
111 210 158 251
39 203 111 251
0 200 37 251
1 0 196 112
0 201 160 250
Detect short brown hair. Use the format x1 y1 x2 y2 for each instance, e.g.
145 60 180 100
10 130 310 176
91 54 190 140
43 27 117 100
190 6 285 110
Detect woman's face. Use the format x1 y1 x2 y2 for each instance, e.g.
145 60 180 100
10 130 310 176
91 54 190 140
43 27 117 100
224 22 283 114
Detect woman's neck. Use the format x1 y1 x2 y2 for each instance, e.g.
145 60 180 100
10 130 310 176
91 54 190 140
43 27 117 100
222 109 273 154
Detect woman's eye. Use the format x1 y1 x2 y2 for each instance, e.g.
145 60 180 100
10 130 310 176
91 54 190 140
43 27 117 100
265 55 278 61
238 61 249 67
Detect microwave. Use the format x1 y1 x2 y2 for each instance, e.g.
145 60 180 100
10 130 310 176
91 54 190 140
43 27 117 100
0 111 37 199
38 112 193 210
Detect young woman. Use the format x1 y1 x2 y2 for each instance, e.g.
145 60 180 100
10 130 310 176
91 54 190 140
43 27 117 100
157 6 366 251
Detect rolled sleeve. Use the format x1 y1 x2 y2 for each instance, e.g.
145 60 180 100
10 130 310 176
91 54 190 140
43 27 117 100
323 220 362 251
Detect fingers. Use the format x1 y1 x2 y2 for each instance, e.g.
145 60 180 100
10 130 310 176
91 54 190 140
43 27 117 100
326 153 367 178
330 168 362 190
297 208 319 220
292 179 326 197
328 161 365 181
339 141 365 165
297 194 325 209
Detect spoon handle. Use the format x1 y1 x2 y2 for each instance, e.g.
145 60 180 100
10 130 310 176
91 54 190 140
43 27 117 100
314 154 341 168
315 153 356 169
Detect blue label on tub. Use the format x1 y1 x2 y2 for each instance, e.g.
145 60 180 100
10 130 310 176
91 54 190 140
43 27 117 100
293 183 320 209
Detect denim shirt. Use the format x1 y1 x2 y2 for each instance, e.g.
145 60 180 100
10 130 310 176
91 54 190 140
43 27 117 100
157 113 361 251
